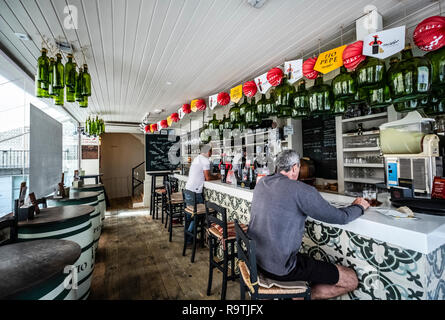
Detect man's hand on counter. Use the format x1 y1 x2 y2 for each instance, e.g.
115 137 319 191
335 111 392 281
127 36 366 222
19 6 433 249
352 197 371 211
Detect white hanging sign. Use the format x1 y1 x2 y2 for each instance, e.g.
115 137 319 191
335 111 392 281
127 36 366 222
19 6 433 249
362 26 406 60
284 59 303 84
178 107 185 120
209 94 218 110
254 72 272 94
157 121 162 131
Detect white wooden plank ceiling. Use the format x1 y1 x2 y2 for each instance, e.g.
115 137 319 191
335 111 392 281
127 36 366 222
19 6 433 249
0 0 440 124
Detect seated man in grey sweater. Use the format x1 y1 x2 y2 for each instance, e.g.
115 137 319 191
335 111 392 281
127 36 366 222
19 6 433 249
248 150 370 300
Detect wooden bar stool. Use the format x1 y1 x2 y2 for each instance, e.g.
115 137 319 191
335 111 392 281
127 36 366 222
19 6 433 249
234 220 311 300
182 190 211 263
150 174 167 221
205 201 247 300
165 181 184 242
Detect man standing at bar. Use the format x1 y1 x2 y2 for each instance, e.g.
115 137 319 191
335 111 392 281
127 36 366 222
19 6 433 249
248 150 370 299
184 145 220 240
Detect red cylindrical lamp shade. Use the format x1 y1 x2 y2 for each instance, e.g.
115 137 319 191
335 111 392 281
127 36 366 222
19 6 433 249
343 41 366 70
171 112 179 122
243 81 258 97
414 16 445 51
267 68 284 87
303 57 319 79
217 92 230 106
144 125 150 133
196 99 206 111
182 104 191 114
160 120 168 129
150 124 158 132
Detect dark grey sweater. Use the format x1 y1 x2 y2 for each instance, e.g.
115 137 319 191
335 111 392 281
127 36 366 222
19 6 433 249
247 173 364 276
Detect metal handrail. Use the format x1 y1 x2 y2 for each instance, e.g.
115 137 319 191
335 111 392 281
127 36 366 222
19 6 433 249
132 161 145 197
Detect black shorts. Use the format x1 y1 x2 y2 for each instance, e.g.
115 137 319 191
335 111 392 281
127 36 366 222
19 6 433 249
258 253 340 285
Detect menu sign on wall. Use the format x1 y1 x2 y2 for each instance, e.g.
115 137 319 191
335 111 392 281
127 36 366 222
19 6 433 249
145 134 180 172
362 26 406 60
314 45 346 74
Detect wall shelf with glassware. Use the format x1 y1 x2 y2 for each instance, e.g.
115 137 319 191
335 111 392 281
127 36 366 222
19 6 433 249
342 112 388 123
342 130 380 137
343 147 381 152
343 177 384 184
344 163 384 168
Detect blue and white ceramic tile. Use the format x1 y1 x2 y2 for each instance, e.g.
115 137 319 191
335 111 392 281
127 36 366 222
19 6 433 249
426 244 445 300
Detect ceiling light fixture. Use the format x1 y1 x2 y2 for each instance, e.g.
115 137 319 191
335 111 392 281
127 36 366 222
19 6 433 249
166 81 173 85
247 0 267 9
15 33 31 41
153 108 164 114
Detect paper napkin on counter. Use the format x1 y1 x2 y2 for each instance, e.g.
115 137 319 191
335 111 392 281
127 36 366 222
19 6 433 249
376 207 418 219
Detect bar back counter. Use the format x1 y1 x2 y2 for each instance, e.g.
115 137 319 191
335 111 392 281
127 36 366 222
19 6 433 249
174 174 445 300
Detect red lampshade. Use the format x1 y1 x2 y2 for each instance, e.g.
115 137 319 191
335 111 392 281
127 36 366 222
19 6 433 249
144 125 150 133
196 99 206 111
242 81 258 97
303 57 319 80
150 124 158 132
182 104 191 114
267 68 283 87
171 112 179 122
217 92 230 106
414 16 445 51
343 41 366 71
160 120 168 129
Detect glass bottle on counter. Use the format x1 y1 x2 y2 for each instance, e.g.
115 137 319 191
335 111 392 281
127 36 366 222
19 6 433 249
265 91 279 117
274 76 295 118
388 44 431 103
257 94 268 119
332 66 357 102
53 53 64 89
308 73 333 115
292 80 309 119
356 57 386 90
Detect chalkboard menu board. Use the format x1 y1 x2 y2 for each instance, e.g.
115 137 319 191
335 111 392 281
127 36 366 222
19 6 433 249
145 134 181 172
302 115 337 179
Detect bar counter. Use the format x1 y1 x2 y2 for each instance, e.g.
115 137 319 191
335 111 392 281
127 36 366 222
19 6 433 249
174 174 445 300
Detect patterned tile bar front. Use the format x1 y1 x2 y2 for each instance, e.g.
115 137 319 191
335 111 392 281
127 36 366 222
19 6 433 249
175 175 445 300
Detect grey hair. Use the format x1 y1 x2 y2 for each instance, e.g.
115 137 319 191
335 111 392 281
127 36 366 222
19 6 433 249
275 150 301 173
200 144 212 155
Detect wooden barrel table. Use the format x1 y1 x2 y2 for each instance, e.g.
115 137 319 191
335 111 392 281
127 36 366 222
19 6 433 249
17 205 95 300
71 184 106 225
47 192 101 253
0 239 81 300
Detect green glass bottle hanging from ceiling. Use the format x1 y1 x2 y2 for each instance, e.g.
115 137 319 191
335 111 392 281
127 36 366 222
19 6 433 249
229 103 241 123
356 57 386 90
53 53 64 89
239 97 250 120
54 87 64 106
223 113 234 130
308 74 333 115
332 66 357 102
274 76 295 118
65 54 75 90
82 64 92 96
48 57 56 98
79 95 88 108
75 67 84 102
219 114 227 139
245 99 260 128
426 46 445 111
292 80 309 119
36 48 49 98
265 91 279 117
387 44 431 103
208 114 220 140
256 94 268 119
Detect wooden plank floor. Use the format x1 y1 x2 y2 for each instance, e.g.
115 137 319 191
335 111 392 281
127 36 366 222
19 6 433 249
89 198 240 300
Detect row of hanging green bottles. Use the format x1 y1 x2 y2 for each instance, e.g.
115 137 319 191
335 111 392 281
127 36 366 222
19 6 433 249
85 116 105 137
35 48 91 107
200 43 445 143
